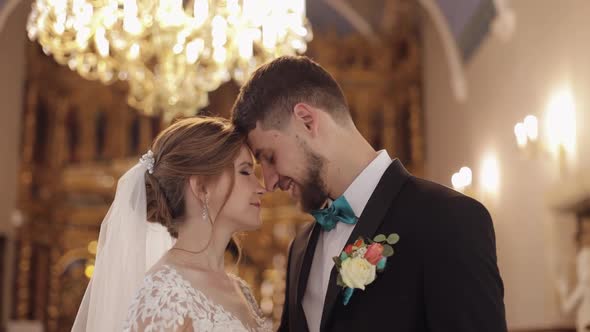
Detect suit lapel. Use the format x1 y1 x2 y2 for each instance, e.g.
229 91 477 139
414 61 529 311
319 159 411 331
289 221 321 331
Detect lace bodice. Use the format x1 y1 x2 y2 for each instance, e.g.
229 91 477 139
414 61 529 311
124 265 272 332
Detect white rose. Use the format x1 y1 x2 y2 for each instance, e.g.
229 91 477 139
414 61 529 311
340 257 376 290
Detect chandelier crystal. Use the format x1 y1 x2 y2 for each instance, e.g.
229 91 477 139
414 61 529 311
27 0 311 120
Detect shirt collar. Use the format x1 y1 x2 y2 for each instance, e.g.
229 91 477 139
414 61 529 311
341 150 392 218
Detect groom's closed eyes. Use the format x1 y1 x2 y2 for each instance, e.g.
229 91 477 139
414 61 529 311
254 149 275 165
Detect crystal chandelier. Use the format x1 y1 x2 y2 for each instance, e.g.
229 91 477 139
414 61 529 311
27 0 311 120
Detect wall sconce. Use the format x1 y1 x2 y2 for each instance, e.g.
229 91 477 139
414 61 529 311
480 153 500 204
451 153 500 209
514 114 539 157
513 89 577 176
451 166 473 194
546 89 576 176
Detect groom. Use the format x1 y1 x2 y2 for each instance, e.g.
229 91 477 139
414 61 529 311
231 56 507 332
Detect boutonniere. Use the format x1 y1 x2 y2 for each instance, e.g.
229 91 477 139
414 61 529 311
333 233 400 305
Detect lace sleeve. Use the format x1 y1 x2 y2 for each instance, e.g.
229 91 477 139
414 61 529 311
125 266 271 332
231 275 265 317
230 274 273 331
124 268 196 332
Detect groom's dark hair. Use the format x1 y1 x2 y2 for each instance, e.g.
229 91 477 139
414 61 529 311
231 56 350 134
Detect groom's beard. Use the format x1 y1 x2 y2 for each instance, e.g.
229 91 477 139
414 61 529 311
299 146 329 213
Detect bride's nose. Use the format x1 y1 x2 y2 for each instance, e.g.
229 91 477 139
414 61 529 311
256 182 267 195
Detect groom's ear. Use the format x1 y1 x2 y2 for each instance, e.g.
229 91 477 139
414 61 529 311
293 103 319 137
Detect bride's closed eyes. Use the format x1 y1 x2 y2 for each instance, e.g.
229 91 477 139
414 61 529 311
238 162 254 176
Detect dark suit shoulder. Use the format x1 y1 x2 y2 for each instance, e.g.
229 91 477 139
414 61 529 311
404 180 506 331
405 176 467 202
401 176 496 258
403 176 491 225
394 176 496 255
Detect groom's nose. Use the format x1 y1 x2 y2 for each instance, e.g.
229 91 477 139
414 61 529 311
262 166 279 192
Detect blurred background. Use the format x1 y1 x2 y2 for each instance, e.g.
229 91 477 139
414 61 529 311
0 0 588 331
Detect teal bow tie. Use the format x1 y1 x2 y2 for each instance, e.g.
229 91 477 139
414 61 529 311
311 196 358 231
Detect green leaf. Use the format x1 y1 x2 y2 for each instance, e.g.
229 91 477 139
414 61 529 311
337 274 346 287
382 244 394 257
387 233 400 245
373 234 387 243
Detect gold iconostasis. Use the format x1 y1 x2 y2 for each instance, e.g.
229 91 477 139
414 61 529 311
10 1 424 331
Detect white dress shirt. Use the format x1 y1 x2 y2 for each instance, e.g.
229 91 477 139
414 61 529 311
302 150 393 332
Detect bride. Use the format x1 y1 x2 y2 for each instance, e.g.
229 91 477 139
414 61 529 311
71 117 271 331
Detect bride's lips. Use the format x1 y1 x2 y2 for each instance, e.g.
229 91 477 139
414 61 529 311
250 202 261 208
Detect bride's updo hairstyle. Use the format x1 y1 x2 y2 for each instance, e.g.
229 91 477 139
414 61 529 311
144 117 245 238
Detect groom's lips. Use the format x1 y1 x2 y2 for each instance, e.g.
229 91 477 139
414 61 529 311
287 181 296 198
279 177 292 191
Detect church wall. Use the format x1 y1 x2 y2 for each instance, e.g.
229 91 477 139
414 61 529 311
423 0 590 329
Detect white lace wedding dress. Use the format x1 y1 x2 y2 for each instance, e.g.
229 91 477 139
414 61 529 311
123 265 273 332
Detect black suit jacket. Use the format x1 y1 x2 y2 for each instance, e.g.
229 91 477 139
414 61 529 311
278 159 507 332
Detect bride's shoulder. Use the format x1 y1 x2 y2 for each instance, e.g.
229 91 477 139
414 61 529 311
129 265 194 308
137 264 213 306
124 265 203 332
146 263 184 280
137 264 187 290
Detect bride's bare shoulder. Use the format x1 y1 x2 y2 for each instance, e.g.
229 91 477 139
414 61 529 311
145 252 176 275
